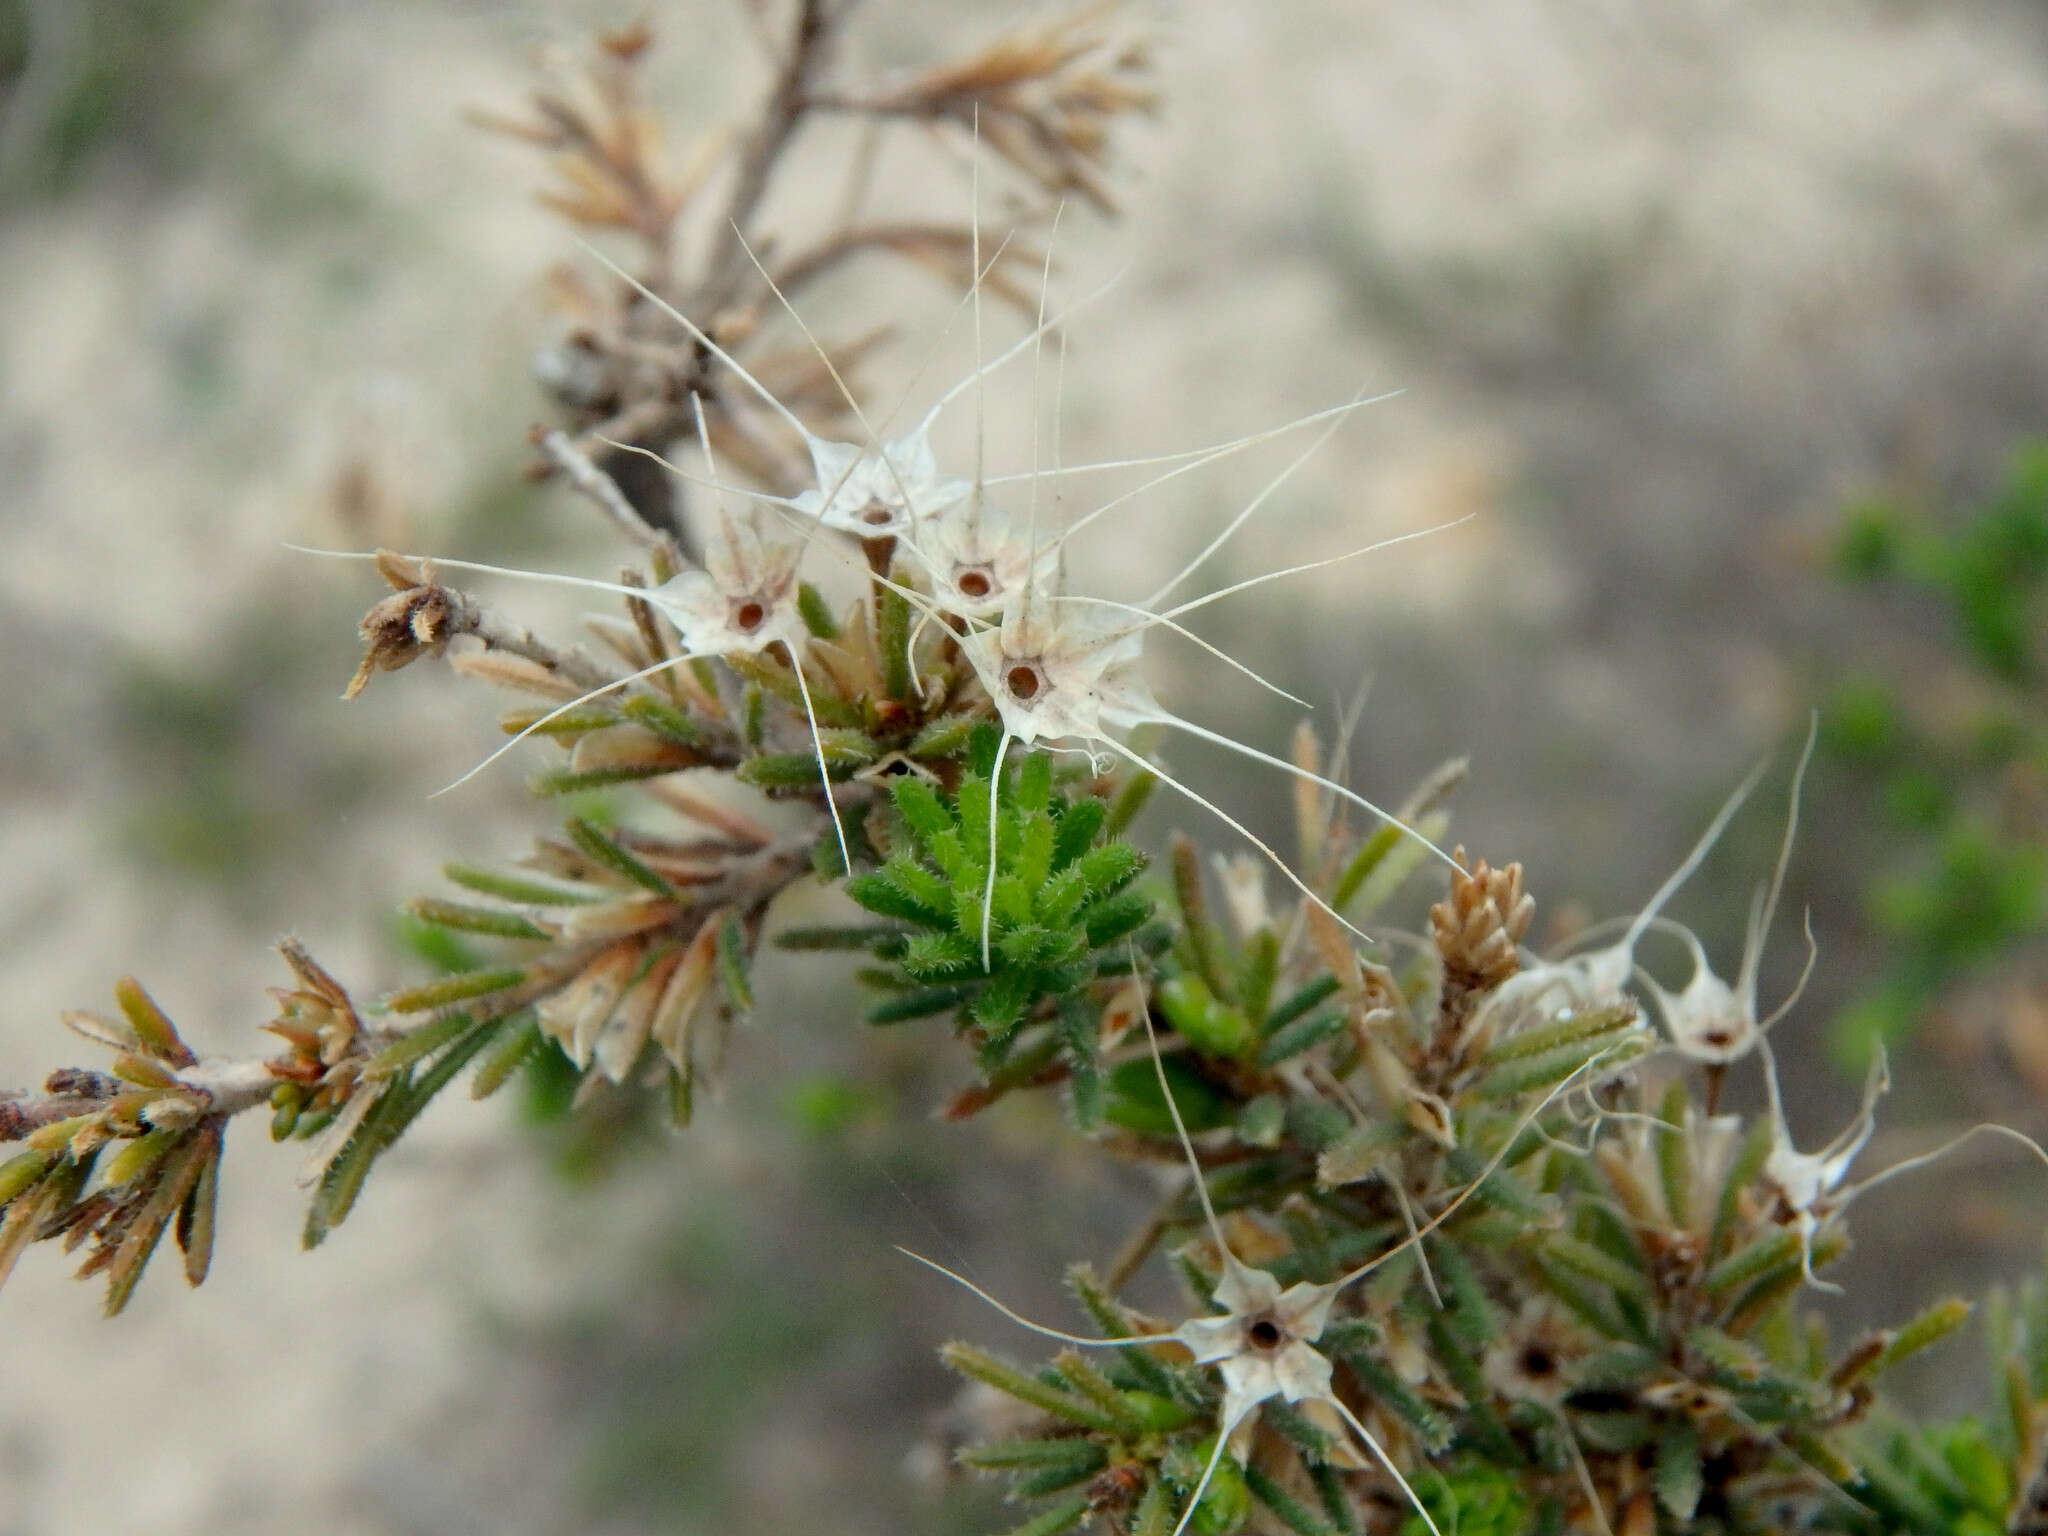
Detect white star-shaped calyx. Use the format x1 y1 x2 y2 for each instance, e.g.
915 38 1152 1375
1647 718 1818 1066
903 498 1058 619
648 513 806 655
1756 1036 1887 1287
1642 931 1758 1066
956 597 1158 749
792 430 971 538
1170 1256 1341 1437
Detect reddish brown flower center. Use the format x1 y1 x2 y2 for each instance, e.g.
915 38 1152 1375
734 601 766 632
1006 664 1044 701
957 568 994 600
1247 1318 1283 1351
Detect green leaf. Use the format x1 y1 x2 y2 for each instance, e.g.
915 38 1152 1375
959 1437 1111 1473
1263 975 1341 1035
1082 890 1154 949
1158 974 1255 1061
994 1492 1091 1536
619 692 701 745
1010 1451 1112 1499
891 776 956 848
382 968 527 1015
0 1150 52 1209
497 707 617 737
1323 1324 1454 1451
740 682 764 747
904 931 982 980
403 898 550 941
303 1012 512 1248
1654 1078 1691 1228
103 1127 182 1187
1705 1230 1803 1301
940 1342 1126 1433
737 750 837 789
1016 811 1057 892
1655 1417 1703 1519
1014 751 1053 814
716 912 753 1014
1051 798 1106 871
1237 1093 1286 1150
470 1014 544 1100
1103 765 1157 839
1244 1460 1342 1536
1102 1055 1230 1136
867 982 983 1026
1425 1313 1523 1463
972 969 1036 1043
845 866 950 928
1481 1003 1638 1064
102 1132 211 1317
1331 823 1404 913
1163 1436 1250 1534
530 762 678 796
796 581 840 638
1258 1009 1346 1067
1060 998 1105 1131
1049 1349 1148 1435
1067 842 1143 903
1236 930 1279 1031
775 923 909 952
1878 1297 1973 1374
1472 1029 1645 1100
877 584 915 704
442 863 602 906
367 1007 493 1075
907 710 978 759
114 977 193 1066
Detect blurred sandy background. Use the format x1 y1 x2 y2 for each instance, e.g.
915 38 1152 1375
3 1 2048 1531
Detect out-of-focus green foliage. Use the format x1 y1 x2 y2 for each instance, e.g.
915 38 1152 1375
1825 439 2048 1059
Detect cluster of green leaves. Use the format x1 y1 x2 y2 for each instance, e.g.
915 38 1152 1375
1824 438 2048 1059
1841 1256 2048 1535
784 730 1161 1121
1530 1081 1975 1530
935 1017 2007 1535
0 980 224 1315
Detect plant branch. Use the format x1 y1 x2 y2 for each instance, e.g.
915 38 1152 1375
706 0 836 304
536 428 680 558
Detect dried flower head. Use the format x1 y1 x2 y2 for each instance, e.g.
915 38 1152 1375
855 2 1155 213
1432 851 1534 998
346 550 480 699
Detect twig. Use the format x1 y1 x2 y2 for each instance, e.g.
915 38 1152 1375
706 0 836 303
461 605 617 694
536 428 679 557
1104 1192 1175 1292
